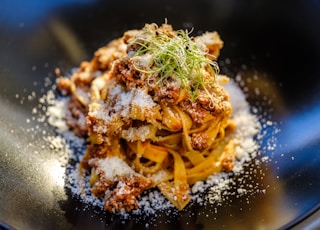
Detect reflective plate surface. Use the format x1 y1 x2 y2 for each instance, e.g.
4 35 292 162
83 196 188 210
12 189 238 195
1 0 320 229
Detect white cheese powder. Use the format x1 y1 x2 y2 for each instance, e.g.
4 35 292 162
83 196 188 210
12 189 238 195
89 85 156 125
91 157 135 179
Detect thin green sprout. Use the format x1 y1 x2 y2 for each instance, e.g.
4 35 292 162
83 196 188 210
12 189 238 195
130 25 219 102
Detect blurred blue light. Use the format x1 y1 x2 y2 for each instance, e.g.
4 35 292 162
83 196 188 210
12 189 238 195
279 101 320 154
0 0 96 27
271 100 320 174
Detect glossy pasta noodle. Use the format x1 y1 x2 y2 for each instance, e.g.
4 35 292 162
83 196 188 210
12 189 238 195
57 23 236 212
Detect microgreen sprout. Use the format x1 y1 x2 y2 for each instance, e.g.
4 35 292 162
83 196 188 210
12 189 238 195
131 24 219 101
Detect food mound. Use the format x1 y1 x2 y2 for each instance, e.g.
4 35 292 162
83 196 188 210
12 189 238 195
57 23 236 213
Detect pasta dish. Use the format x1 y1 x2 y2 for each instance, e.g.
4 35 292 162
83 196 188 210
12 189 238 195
57 23 237 213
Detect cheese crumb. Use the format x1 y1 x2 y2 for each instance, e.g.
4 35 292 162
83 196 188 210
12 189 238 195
91 157 134 179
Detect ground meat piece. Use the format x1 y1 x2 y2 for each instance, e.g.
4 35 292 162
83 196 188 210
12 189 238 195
93 38 127 71
112 59 145 88
177 84 231 125
87 157 152 213
86 114 130 144
221 140 235 172
80 144 108 170
71 62 96 88
193 31 223 60
57 77 72 96
56 62 93 97
191 132 209 150
153 81 181 104
197 83 231 116
86 116 106 143
103 175 152 213
123 29 141 45
65 96 88 137
178 100 207 124
91 178 116 198
221 155 234 172
125 37 144 54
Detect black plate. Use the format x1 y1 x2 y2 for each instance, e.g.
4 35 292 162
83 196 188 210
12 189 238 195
1 0 320 229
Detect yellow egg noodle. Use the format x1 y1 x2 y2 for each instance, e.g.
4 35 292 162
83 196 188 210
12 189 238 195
56 23 238 213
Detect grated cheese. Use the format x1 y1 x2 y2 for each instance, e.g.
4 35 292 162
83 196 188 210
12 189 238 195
121 125 152 142
91 157 134 179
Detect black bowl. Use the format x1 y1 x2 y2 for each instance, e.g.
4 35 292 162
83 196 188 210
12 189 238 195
1 0 320 229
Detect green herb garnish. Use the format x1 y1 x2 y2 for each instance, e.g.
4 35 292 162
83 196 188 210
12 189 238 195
131 24 219 101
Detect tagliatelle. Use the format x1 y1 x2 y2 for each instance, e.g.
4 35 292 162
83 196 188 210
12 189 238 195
57 22 237 212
